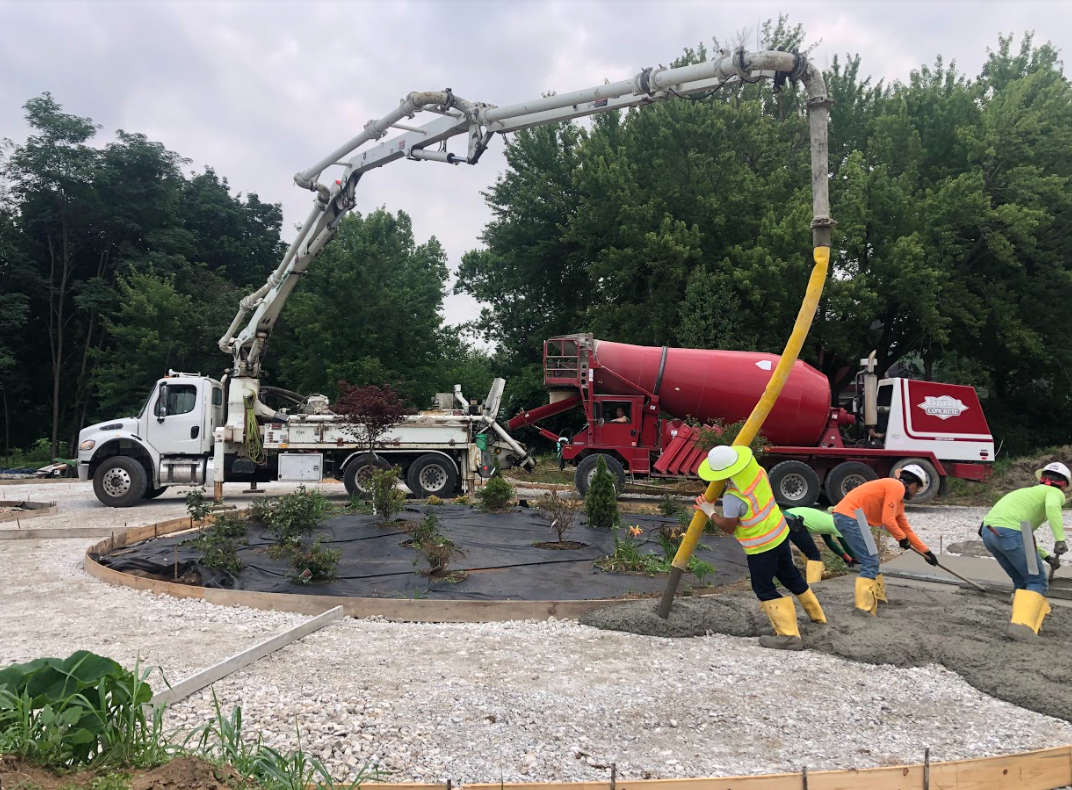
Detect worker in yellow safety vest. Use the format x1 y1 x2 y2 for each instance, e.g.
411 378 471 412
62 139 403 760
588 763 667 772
693 445 826 651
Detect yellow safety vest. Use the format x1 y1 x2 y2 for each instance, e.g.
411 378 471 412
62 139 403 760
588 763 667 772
727 462 789 555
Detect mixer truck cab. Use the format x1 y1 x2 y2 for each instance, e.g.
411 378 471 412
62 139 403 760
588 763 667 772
509 334 995 507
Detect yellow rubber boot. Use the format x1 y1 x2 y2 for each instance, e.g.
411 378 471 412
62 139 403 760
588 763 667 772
874 573 889 603
759 596 804 651
853 576 879 617
796 588 827 623
1007 590 1052 642
806 560 825 584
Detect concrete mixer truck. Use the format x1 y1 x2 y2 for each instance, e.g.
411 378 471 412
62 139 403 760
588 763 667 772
508 334 995 506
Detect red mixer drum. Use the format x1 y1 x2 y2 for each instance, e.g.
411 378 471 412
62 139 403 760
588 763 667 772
591 340 832 447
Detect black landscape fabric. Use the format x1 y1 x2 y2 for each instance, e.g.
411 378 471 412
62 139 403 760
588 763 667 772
93 505 748 601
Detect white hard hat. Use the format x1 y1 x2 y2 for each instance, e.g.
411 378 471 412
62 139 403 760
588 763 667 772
1036 462 1071 484
898 464 930 490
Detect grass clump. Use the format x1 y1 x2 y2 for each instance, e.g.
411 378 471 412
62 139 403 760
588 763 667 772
191 531 245 575
584 456 619 529
597 524 714 584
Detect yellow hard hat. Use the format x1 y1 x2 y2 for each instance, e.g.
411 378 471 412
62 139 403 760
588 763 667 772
698 446 754 481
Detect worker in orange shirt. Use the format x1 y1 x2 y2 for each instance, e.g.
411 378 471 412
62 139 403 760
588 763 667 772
832 466 938 616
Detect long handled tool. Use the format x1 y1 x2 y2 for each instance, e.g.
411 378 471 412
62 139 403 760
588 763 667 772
911 548 988 593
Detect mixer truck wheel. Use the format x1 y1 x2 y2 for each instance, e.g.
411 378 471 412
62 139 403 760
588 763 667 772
767 461 821 508
407 454 459 498
824 462 878 505
343 453 392 497
890 457 940 504
575 454 625 496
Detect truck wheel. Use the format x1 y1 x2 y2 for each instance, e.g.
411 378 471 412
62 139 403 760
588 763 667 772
824 462 877 505
93 457 148 508
891 458 940 504
407 454 459 498
768 461 821 508
343 453 391 497
143 486 169 500
575 454 625 496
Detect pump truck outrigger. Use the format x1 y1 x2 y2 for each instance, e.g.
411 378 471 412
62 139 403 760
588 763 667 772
79 46 834 508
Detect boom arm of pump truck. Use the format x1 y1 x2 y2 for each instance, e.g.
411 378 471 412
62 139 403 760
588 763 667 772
217 48 832 405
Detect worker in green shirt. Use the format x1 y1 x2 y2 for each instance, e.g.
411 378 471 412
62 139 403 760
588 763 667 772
785 506 859 567
980 462 1069 642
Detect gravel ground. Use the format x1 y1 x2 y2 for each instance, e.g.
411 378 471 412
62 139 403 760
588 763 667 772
3 487 1071 784
165 617 1072 784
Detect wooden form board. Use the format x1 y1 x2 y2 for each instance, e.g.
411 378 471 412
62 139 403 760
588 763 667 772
150 605 344 709
354 746 1072 790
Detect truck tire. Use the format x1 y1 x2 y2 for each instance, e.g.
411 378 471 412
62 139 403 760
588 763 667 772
824 462 877 505
768 461 821 508
143 486 169 500
93 457 148 508
575 454 626 497
343 453 391 497
407 454 459 498
891 457 940 504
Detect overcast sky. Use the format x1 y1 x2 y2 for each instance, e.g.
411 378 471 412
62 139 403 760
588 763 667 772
2 0 1070 333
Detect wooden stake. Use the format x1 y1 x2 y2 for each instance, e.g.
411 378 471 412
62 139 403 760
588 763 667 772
924 747 930 790
801 765 808 790
611 763 617 790
173 545 178 580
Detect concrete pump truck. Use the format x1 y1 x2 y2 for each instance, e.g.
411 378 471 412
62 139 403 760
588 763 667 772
79 46 839 507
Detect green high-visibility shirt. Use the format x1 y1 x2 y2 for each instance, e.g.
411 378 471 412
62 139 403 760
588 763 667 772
784 507 842 537
984 485 1066 556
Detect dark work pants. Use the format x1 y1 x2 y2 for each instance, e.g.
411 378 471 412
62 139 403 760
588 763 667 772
747 538 810 602
786 521 821 561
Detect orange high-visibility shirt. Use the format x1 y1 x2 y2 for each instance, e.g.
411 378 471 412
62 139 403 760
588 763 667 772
833 478 929 553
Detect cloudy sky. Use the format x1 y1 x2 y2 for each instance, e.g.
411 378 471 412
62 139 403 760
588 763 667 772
2 0 1070 331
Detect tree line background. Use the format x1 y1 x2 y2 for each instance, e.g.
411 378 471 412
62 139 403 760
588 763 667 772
2 19 1070 461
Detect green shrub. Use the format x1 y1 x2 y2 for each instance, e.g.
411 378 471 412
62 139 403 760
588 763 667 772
410 512 442 545
286 536 341 584
210 513 247 539
192 530 245 575
689 418 769 457
263 486 331 545
536 491 584 542
0 651 164 769
659 494 684 517
182 487 213 530
477 474 514 512
584 456 619 529
247 496 273 524
370 466 405 524
597 524 714 581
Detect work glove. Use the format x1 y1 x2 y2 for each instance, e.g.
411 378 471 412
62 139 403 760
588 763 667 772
1055 541 1068 557
842 554 857 566
693 495 716 519
923 550 939 566
898 538 912 550
1045 554 1061 572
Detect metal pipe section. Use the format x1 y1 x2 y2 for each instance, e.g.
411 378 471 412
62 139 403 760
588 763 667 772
217 202 322 353
863 351 878 428
489 420 535 470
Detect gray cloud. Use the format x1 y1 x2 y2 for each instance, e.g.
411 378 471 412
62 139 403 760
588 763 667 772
3 0 1070 336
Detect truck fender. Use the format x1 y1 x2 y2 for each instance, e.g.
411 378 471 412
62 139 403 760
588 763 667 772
89 438 158 488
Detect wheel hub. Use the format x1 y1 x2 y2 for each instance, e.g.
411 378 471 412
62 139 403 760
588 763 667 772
102 468 132 497
841 474 867 495
780 473 807 501
419 464 447 493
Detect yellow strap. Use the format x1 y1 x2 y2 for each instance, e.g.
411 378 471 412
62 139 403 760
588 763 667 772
671 246 831 571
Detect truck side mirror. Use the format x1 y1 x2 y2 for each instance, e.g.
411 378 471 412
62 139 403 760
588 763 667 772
156 382 168 423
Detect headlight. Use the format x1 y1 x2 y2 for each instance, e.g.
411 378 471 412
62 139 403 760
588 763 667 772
79 440 95 451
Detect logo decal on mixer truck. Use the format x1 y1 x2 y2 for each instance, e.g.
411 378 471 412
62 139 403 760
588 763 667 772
917 395 968 420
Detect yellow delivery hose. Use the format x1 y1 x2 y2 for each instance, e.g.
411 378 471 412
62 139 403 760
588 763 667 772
658 245 831 614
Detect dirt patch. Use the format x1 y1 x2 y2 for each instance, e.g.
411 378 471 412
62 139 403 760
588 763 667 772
945 539 992 558
532 540 588 550
0 756 238 790
581 575 1072 722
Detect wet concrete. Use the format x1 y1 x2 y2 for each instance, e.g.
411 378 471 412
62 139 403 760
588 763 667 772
581 576 1072 722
